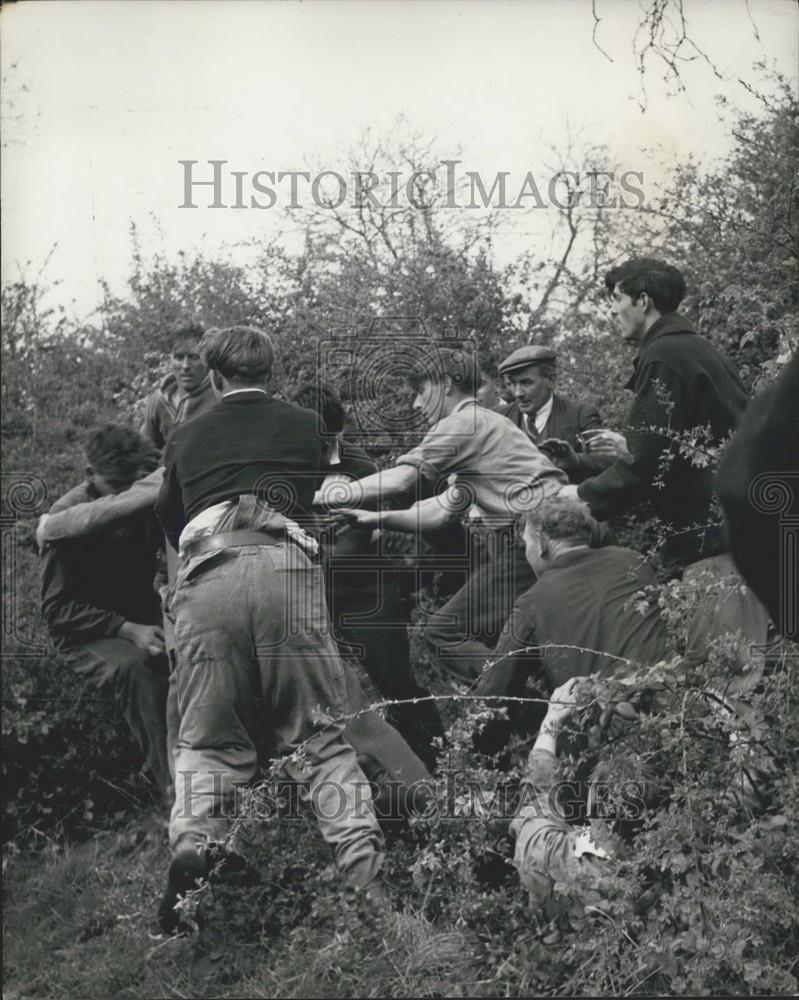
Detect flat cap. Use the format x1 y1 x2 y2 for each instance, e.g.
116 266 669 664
498 344 557 375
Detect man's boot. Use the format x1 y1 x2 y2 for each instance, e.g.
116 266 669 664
158 844 209 934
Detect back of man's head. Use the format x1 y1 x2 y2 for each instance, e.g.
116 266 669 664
604 257 687 314
200 326 275 384
526 496 595 547
408 345 481 396
85 424 160 490
292 382 345 436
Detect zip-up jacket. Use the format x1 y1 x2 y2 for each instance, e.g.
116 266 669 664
578 313 749 568
140 372 217 450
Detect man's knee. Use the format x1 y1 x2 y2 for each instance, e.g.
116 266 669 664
424 607 464 652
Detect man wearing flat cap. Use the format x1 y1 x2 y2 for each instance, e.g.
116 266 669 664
499 345 607 483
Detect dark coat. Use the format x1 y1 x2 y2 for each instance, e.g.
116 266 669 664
503 393 604 482
578 312 749 568
477 545 668 697
41 482 163 650
718 352 799 638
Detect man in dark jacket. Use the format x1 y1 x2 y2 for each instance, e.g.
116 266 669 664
40 425 170 796
474 497 669 702
140 321 217 450
565 257 769 675
499 346 607 483
293 382 444 771
717 352 799 640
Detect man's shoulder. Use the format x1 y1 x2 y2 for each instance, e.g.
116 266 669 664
49 482 94 515
640 328 720 370
552 393 598 421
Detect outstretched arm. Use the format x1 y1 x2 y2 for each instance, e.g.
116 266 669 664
334 489 460 535
37 468 164 550
314 463 418 509
511 678 609 905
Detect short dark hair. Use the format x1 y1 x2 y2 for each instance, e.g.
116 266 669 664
408 346 481 395
200 326 275 382
604 257 686 313
85 424 160 480
168 321 204 353
524 497 594 546
480 355 500 381
292 382 345 435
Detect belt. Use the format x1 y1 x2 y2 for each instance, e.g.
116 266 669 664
182 529 284 562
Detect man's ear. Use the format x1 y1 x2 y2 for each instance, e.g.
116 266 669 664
86 465 94 478
211 371 224 394
539 531 550 558
637 291 653 314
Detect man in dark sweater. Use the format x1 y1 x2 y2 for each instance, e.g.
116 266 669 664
156 326 384 933
40 425 170 796
563 257 770 676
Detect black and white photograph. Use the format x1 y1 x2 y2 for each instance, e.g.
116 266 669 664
2 0 798 996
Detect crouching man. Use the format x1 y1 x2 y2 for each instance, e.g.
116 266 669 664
156 326 385 933
512 677 657 912
40 425 170 799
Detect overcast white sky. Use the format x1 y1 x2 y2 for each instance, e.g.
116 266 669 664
2 0 797 319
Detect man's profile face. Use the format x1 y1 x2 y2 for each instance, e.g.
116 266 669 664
523 521 547 575
170 337 208 393
412 378 447 425
508 365 552 415
610 284 648 343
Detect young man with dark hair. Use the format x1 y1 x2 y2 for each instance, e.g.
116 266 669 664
563 257 770 677
293 382 444 770
156 326 385 933
319 345 567 683
499 345 608 483
140 321 216 449
40 424 170 797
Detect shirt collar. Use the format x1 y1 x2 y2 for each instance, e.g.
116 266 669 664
222 388 268 399
523 392 554 432
451 397 479 414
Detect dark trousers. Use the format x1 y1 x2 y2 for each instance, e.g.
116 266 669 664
423 526 536 683
330 572 444 771
60 637 171 795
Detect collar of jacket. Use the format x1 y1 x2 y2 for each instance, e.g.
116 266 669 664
221 388 270 402
545 544 593 572
625 312 697 389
